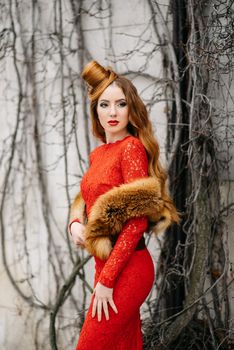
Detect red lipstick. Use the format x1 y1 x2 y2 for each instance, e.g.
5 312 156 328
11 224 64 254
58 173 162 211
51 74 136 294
108 121 119 126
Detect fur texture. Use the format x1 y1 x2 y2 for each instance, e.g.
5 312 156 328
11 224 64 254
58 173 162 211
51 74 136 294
69 192 87 225
69 177 180 260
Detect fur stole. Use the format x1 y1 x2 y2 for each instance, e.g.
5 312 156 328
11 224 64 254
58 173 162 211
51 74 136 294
69 176 180 260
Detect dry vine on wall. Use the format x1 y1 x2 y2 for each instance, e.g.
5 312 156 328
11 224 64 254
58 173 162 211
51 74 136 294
143 1 234 349
0 1 233 350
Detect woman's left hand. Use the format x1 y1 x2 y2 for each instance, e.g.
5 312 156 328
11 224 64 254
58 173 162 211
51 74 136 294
92 282 118 322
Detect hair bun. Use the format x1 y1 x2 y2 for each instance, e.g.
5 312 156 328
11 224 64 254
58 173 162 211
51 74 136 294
81 60 118 100
81 61 108 88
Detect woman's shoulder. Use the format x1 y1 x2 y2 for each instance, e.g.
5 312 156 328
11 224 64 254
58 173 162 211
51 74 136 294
120 136 149 175
89 144 101 163
89 135 145 161
120 135 146 153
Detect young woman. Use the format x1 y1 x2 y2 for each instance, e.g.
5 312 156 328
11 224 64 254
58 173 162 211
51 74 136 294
69 61 179 350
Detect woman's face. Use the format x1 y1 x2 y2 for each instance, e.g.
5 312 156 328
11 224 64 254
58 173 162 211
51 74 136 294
97 83 129 138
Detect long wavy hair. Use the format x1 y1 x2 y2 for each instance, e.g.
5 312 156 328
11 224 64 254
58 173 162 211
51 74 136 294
81 60 173 202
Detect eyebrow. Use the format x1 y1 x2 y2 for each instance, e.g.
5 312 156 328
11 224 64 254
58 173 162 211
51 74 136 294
99 98 126 102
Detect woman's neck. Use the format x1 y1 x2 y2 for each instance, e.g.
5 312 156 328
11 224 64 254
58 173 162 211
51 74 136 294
105 132 131 144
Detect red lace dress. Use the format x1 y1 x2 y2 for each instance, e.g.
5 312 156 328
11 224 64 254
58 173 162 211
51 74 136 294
75 135 155 350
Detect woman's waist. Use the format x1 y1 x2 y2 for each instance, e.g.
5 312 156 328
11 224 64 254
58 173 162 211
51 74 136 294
94 244 149 269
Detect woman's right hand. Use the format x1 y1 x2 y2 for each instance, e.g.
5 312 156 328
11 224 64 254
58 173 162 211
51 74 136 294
70 222 86 247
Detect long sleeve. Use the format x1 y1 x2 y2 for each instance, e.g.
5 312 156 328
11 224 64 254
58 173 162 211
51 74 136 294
98 139 149 288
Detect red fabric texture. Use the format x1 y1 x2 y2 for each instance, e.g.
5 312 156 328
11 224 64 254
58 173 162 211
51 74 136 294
76 135 155 350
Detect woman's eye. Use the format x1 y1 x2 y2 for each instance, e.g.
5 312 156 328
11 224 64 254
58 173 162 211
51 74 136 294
118 102 127 107
100 103 108 108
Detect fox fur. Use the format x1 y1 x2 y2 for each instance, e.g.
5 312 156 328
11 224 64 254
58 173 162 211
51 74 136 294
69 176 180 260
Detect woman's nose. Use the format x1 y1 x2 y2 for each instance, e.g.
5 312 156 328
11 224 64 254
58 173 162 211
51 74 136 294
109 104 117 116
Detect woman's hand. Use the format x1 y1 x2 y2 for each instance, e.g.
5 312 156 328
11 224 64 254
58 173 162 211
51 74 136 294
70 222 85 247
92 282 118 322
